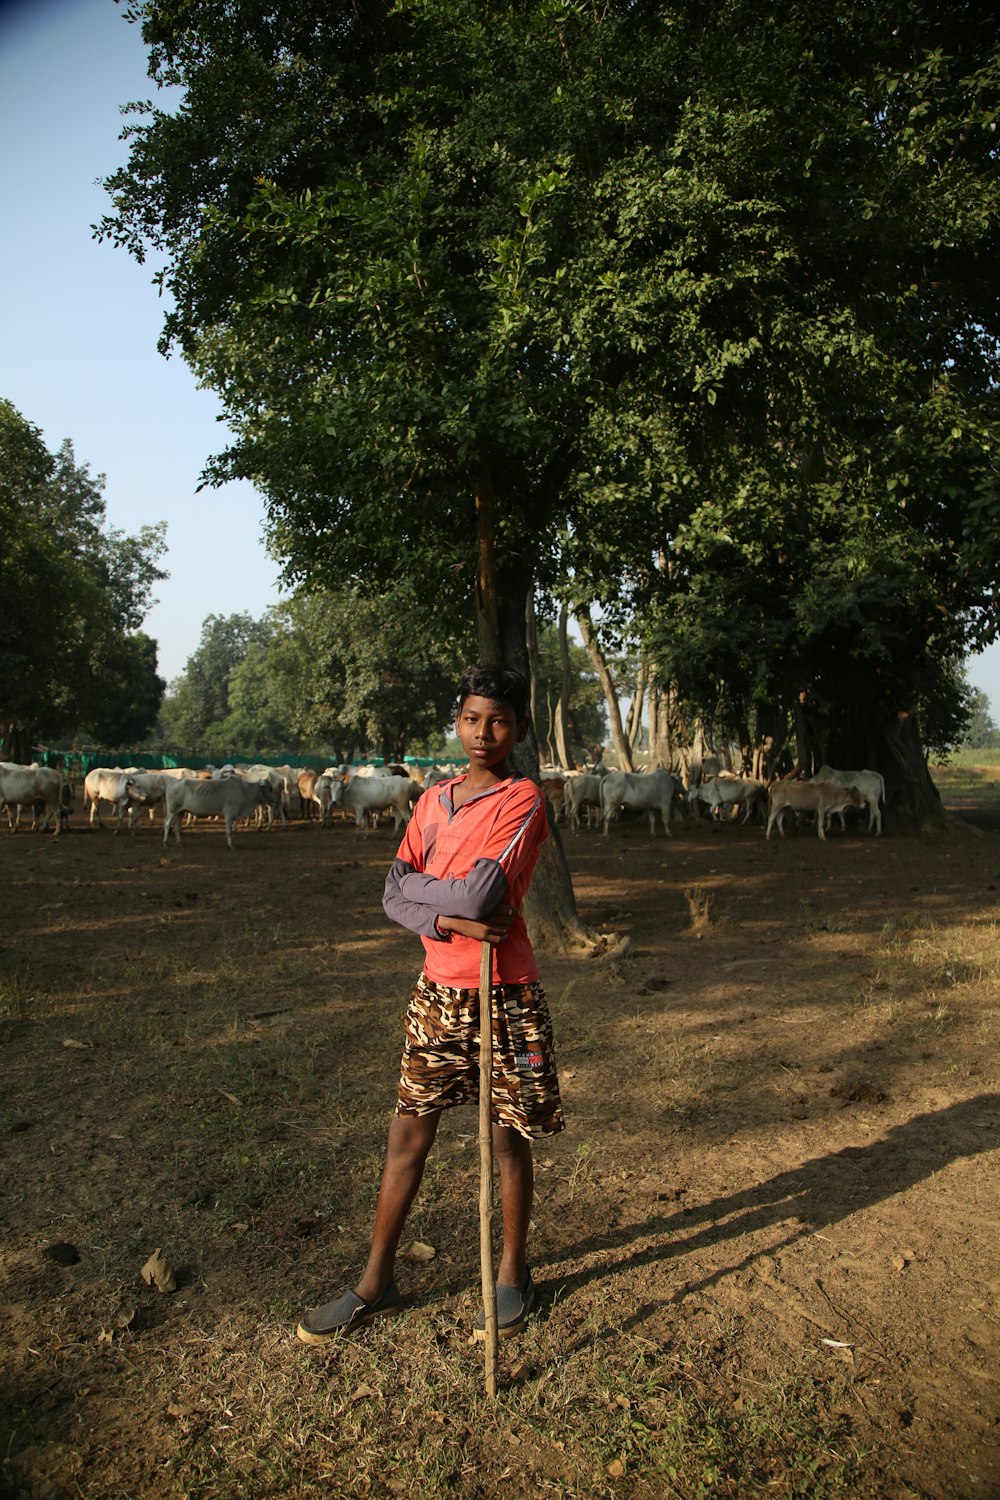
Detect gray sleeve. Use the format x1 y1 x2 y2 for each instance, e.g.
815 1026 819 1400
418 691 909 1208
382 857 449 939
397 856 508 919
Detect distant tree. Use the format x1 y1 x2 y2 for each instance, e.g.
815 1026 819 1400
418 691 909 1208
82 632 166 748
0 399 167 758
161 588 468 761
223 625 306 758
961 687 1000 751
161 612 271 753
270 587 469 762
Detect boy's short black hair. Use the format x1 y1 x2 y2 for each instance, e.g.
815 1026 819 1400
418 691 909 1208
457 664 530 722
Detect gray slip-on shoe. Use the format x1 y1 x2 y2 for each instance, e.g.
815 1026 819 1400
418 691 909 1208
473 1270 536 1341
296 1280 403 1344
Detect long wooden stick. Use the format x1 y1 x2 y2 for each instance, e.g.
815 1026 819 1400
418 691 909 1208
478 938 498 1396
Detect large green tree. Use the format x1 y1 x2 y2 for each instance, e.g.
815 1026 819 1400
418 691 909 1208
100 0 1000 855
563 4 1000 817
103 0 643 944
0 399 167 758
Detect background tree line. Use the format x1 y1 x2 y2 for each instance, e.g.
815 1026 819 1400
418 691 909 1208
154 600 607 765
1 386 993 775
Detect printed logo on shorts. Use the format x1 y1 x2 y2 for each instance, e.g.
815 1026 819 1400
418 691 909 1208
515 1050 545 1071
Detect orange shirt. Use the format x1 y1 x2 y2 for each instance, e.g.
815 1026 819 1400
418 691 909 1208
382 773 547 986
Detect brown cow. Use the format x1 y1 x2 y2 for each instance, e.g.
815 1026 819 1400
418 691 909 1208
766 779 864 840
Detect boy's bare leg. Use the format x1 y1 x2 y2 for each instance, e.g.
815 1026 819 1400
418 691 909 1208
493 1123 533 1287
354 1111 440 1302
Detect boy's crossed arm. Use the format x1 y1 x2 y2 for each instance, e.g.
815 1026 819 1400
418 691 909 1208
383 856 518 945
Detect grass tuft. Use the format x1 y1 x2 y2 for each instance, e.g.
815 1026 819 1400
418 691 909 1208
683 885 715 934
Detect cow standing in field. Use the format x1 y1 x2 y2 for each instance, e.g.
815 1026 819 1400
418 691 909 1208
0 764 67 835
687 775 766 824
119 771 172 829
564 771 607 832
162 775 275 849
333 772 410 831
239 765 290 826
766 779 864 840
83 768 150 828
810 765 886 835
540 769 568 824
601 768 676 836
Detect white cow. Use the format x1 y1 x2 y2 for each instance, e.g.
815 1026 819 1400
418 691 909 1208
600 768 675 836
336 772 411 831
299 769 344 824
83 768 149 828
239 766 290 826
123 771 171 828
0 764 67 835
278 764 309 817
564 772 606 832
766 779 864 840
163 775 275 849
810 765 886 835
687 775 766 824
424 764 458 787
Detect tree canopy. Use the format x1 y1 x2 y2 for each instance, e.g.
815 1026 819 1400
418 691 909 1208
100 0 1000 827
0 398 167 756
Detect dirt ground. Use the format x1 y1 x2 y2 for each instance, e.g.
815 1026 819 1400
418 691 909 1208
1 789 998 1499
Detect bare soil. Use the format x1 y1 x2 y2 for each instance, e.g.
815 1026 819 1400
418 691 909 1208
1 793 998 1499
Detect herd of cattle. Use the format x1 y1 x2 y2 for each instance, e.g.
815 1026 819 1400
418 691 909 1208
549 764 883 839
0 757 885 845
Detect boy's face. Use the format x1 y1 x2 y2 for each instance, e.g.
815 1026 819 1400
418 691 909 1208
455 694 526 774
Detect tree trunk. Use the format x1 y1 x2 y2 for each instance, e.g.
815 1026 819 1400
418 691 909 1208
554 606 572 768
736 718 753 777
777 677 948 832
474 463 501 662
525 589 541 743
626 657 647 755
544 687 556 765
752 701 790 782
471 472 602 954
1 723 32 762
818 696 948 833
649 683 672 771
792 694 810 773
689 719 709 783
875 708 948 831
575 608 633 772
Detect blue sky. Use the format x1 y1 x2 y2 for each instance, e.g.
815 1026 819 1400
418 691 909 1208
0 0 281 685
1 0 998 711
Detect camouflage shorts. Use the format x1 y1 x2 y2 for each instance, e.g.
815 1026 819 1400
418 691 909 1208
396 973 565 1141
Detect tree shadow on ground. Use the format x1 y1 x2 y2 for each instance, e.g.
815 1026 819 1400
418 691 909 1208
541 1093 1000 1338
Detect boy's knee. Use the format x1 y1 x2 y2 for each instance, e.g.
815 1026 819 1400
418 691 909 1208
492 1124 531 1162
388 1112 438 1162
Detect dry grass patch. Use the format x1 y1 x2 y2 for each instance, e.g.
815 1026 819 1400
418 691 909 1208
683 885 715 934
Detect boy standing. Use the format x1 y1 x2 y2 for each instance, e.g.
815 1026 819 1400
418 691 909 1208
297 664 564 1344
